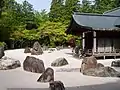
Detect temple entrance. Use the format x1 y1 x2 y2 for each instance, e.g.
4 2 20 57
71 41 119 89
85 32 93 53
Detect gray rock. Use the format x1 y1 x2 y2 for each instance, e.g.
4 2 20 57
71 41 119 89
49 48 56 52
49 81 65 90
0 47 4 59
42 46 49 51
51 58 68 67
83 67 120 77
80 56 120 77
56 46 63 51
73 46 81 55
0 57 21 70
111 60 120 67
97 63 104 68
31 41 43 55
81 56 97 73
23 56 45 73
24 47 31 53
37 67 54 82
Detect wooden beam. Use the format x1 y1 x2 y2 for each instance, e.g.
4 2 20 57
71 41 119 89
82 33 85 50
93 31 96 54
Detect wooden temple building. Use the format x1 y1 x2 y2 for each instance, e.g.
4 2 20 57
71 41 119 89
66 7 120 59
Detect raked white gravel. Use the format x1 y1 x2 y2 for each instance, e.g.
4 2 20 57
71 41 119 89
0 48 120 90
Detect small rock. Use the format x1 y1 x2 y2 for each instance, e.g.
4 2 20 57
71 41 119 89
0 47 4 59
73 46 81 55
24 47 31 53
49 81 65 90
23 56 45 73
56 46 63 51
51 58 68 67
37 67 54 82
111 60 120 67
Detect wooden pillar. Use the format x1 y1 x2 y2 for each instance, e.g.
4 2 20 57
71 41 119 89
93 31 96 54
82 32 85 50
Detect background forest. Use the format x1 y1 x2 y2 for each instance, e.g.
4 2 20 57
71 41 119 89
0 0 120 49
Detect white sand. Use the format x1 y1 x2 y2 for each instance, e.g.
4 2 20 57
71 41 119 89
0 49 120 90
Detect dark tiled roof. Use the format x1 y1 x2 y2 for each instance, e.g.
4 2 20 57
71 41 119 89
104 7 120 16
66 7 120 34
73 13 120 30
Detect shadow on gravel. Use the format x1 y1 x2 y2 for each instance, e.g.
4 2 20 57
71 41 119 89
8 80 120 90
65 53 73 56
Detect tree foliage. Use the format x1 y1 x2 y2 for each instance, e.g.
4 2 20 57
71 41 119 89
0 0 120 48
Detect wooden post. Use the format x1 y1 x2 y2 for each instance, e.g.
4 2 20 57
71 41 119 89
82 33 85 50
93 31 96 54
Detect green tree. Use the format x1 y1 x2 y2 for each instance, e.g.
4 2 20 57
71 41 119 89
114 0 120 7
81 0 93 13
49 0 64 22
35 9 49 24
0 0 4 17
64 0 80 24
93 0 116 14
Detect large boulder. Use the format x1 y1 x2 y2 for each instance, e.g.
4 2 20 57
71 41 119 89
23 56 45 73
81 56 120 77
51 58 68 67
111 60 120 67
24 47 31 53
0 57 21 70
37 67 54 82
49 81 65 90
83 67 120 77
31 41 43 55
0 47 4 59
81 56 97 73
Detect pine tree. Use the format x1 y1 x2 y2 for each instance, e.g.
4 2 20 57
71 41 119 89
81 0 92 13
93 0 116 14
114 0 120 7
0 0 4 17
49 0 64 22
64 0 80 21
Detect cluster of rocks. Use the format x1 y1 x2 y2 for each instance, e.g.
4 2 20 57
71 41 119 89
24 41 64 54
37 67 65 90
80 56 120 77
24 41 43 55
22 55 65 89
